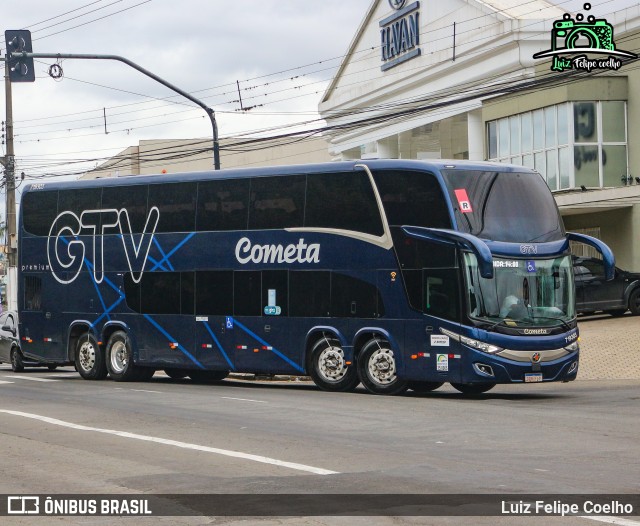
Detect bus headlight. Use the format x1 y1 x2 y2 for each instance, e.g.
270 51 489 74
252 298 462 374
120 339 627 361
564 341 579 352
440 328 503 354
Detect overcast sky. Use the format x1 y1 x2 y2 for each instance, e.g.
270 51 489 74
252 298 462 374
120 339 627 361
1 0 638 185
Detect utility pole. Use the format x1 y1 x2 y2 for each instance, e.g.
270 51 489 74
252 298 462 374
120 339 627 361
1 52 18 311
15 52 221 170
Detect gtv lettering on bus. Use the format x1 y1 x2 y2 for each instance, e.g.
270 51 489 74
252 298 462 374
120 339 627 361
47 207 160 285
235 237 320 265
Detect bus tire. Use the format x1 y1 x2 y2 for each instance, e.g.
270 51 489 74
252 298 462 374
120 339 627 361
451 382 495 395
357 338 408 395
164 368 188 379
308 337 359 392
75 333 108 380
408 381 444 393
629 288 640 315
105 331 139 382
189 370 229 383
10 347 24 373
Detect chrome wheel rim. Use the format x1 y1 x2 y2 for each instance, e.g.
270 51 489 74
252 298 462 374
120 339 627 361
110 340 128 374
367 348 397 385
78 341 96 371
317 345 348 382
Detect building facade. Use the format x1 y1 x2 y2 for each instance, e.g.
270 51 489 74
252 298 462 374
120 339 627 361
85 136 332 179
319 0 640 270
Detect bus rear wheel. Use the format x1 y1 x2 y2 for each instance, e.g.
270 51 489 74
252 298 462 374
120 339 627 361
308 337 359 392
189 370 229 383
451 382 495 395
357 338 408 395
106 331 139 382
408 381 444 393
75 333 107 380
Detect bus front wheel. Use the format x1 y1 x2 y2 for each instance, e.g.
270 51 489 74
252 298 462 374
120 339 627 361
451 382 495 395
75 333 108 380
106 331 139 381
308 337 359 392
357 338 408 395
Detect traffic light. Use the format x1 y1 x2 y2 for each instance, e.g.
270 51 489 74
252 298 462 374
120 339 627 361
5 30 35 82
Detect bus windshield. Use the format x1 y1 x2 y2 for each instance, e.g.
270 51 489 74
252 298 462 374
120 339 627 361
464 254 575 328
441 169 565 243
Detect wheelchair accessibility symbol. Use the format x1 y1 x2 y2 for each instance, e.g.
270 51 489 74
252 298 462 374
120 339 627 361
225 317 234 329
526 260 536 273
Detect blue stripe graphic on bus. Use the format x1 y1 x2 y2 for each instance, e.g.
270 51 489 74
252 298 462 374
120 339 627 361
231 318 305 373
150 232 195 272
202 322 235 371
152 237 175 271
143 314 204 369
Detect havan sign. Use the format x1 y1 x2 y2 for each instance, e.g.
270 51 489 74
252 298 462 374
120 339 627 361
380 1 421 71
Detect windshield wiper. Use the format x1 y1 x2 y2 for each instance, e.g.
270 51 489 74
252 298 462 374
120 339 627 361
528 315 572 331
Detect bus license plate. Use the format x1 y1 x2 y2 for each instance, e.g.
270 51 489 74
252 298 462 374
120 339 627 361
525 373 543 383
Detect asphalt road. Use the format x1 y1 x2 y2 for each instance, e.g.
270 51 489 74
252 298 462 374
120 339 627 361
0 365 638 525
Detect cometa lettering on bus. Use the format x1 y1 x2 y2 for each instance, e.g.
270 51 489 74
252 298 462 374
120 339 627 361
235 237 320 265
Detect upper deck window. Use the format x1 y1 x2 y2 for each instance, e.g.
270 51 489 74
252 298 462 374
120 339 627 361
442 169 565 243
372 170 451 228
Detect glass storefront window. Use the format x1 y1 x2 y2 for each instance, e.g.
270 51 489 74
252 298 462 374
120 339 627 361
546 150 558 191
534 151 546 180
521 113 532 152
488 121 497 159
602 145 628 187
574 145 600 187
499 119 509 157
559 146 570 189
544 107 556 148
533 109 544 150
602 101 625 142
487 101 627 191
574 102 598 143
510 116 520 155
557 103 569 145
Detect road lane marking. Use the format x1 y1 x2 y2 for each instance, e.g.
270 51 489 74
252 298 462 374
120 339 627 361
0 380 15 384
0 410 338 476
580 517 640 525
221 396 266 403
2 376 59 382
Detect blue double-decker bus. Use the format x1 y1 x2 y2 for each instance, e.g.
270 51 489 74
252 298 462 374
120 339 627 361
17 160 614 395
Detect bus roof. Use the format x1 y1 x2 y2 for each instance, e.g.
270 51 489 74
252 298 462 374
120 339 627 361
23 159 536 194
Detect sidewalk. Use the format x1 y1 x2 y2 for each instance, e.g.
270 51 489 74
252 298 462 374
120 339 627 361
577 313 640 380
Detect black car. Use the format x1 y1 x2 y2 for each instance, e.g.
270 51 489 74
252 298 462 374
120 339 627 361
0 311 57 372
573 257 640 316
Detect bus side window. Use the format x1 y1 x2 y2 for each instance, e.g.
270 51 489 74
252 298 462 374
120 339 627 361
249 175 305 230
305 172 384 236
290 271 330 317
24 276 43 311
102 184 149 234
197 179 250 231
22 191 59 236
149 182 197 233
424 271 459 321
